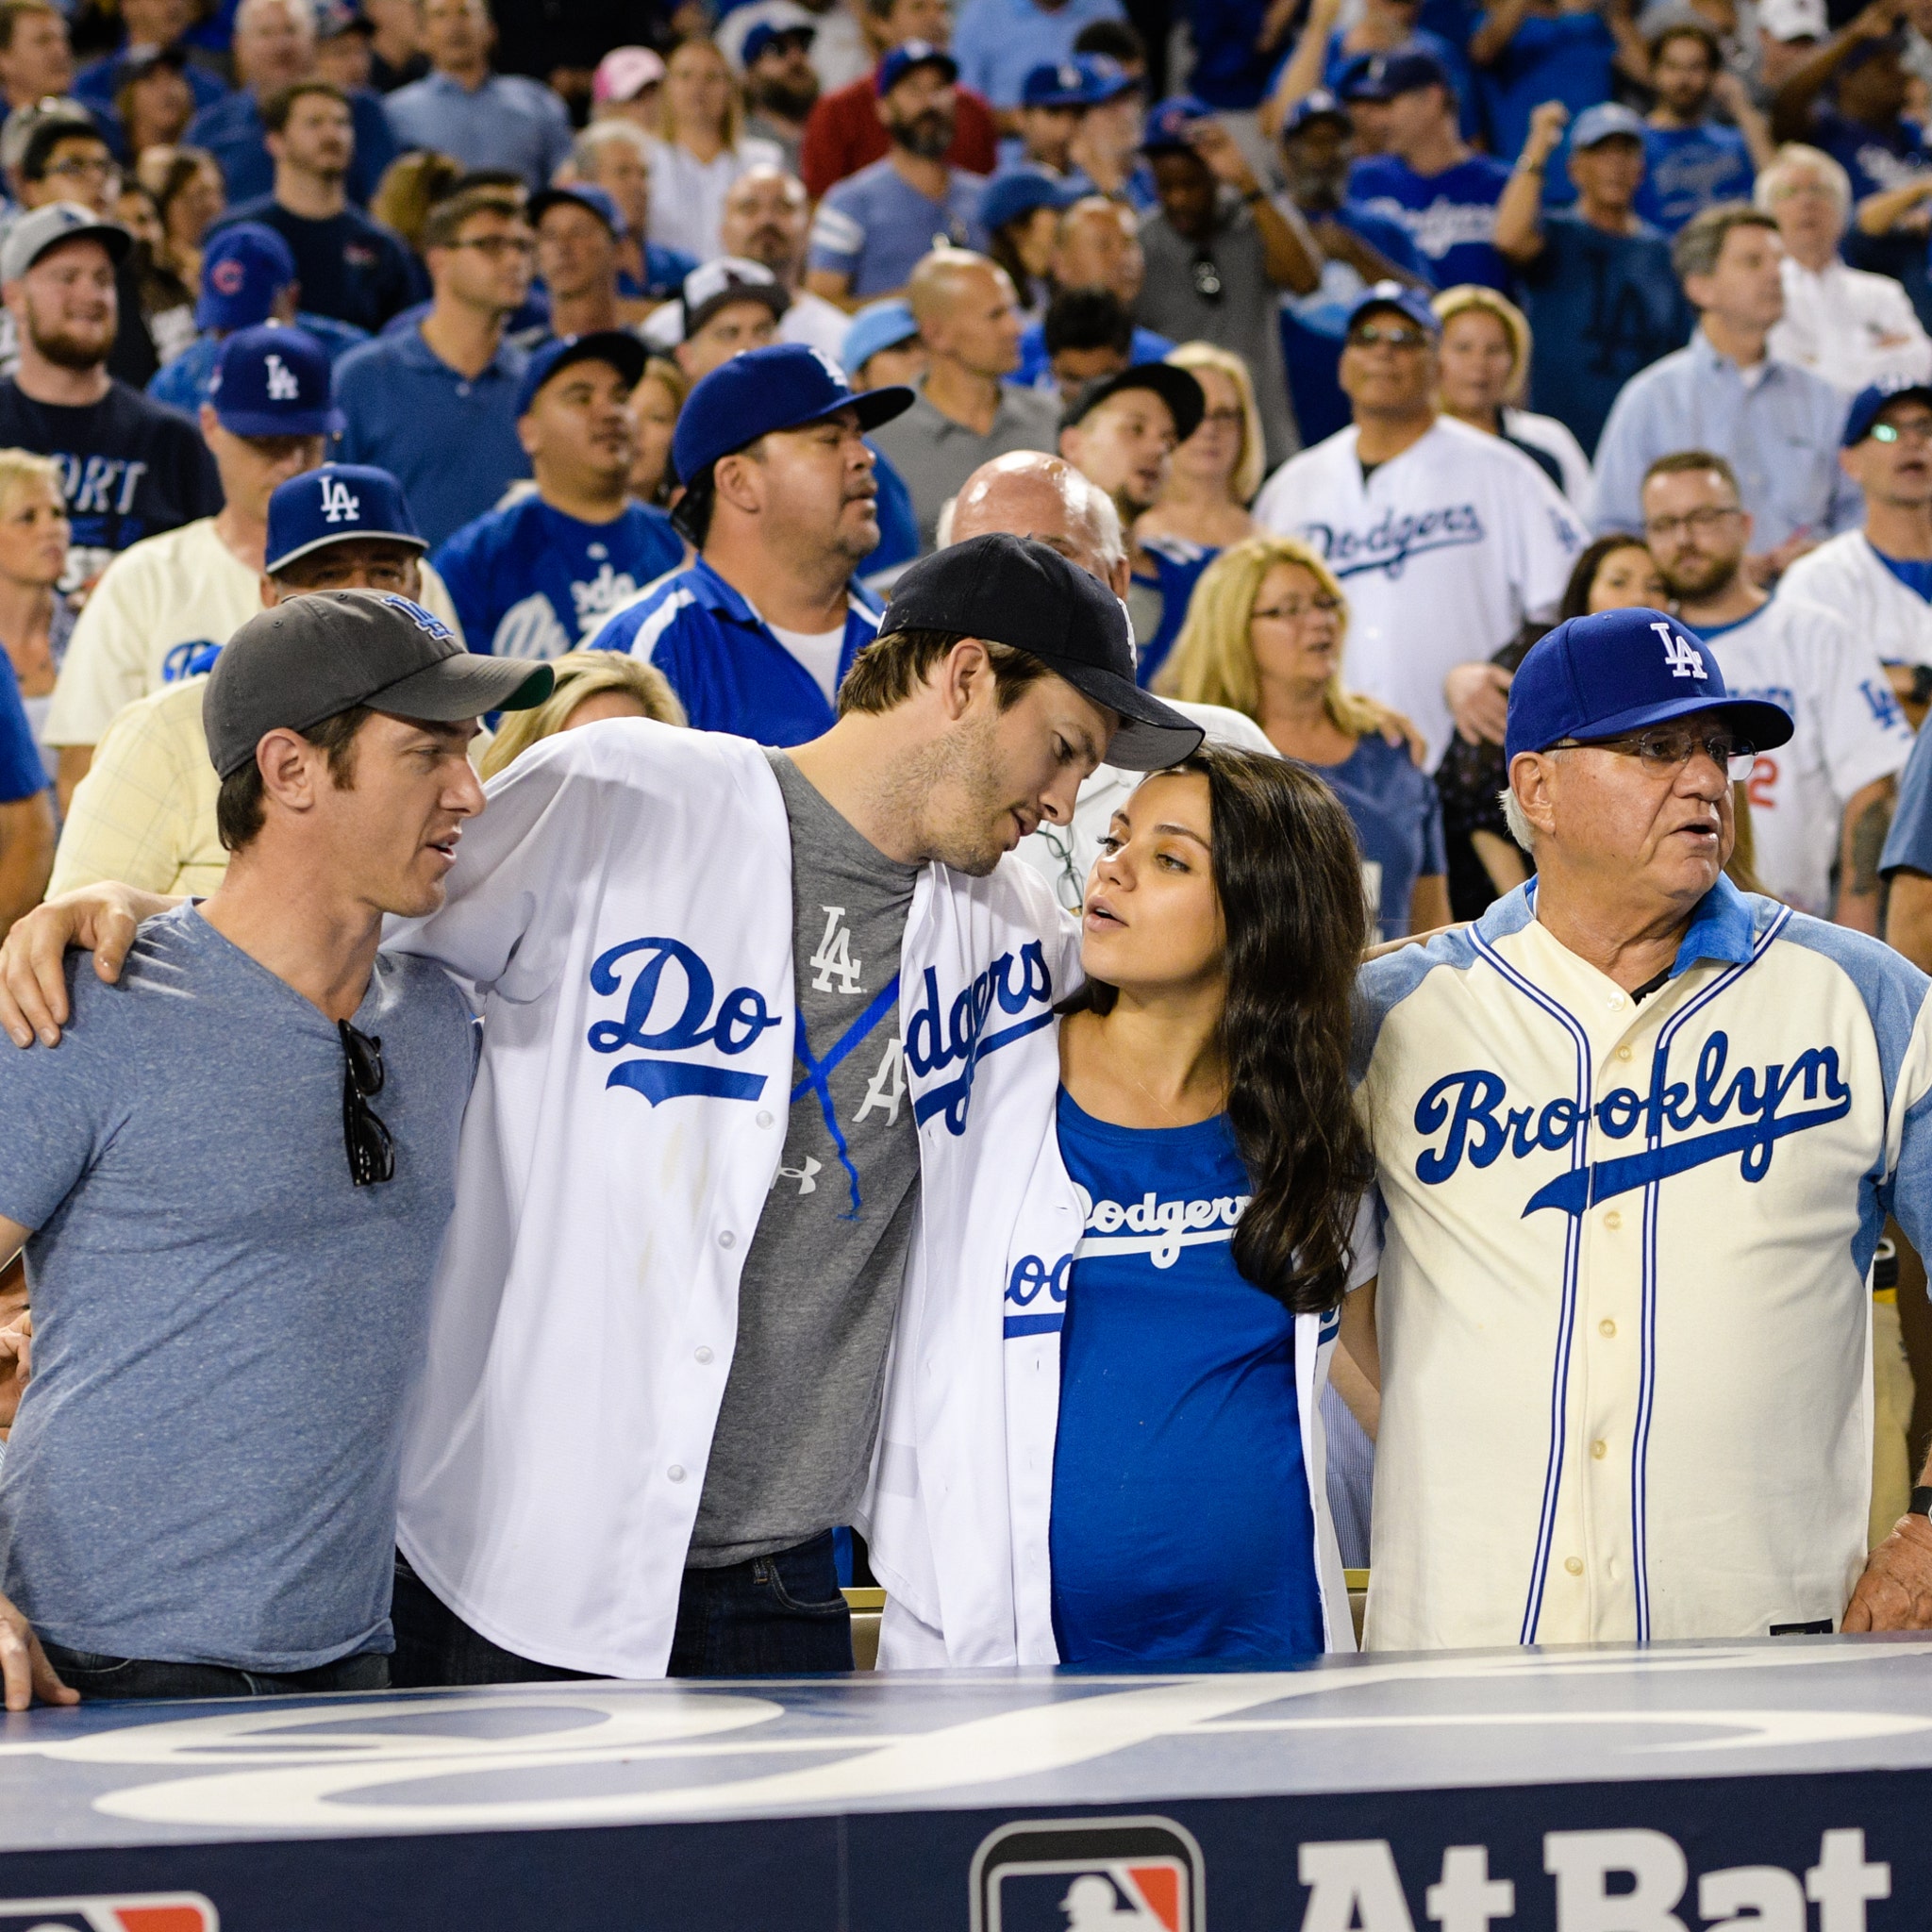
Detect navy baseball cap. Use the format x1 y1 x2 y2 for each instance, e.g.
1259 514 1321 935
1504 607 1793 765
266 463 426 575
1333 52 1382 101
207 325 342 438
196 222 296 331
1570 100 1646 148
980 168 1076 233
515 329 649 417
743 17 814 62
1346 278 1440 337
1142 93 1212 152
841 297 919 374
1843 375 1932 446
1346 47 1452 100
1060 360 1207 441
876 40 957 94
673 340 915 489
1283 87 1351 135
528 182 627 240
1023 58 1092 107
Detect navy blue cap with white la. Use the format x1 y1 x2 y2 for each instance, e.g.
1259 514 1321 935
196 221 295 332
1843 374 1932 448
206 324 342 439
1346 278 1439 338
1505 607 1794 765
743 17 814 62
1345 47 1451 100
876 39 956 93
265 463 426 575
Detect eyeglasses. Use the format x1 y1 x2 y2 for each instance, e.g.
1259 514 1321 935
1557 724 1753 773
46 156 118 183
1641 505 1741 541
449 234 536 258
1199 405 1245 425
1253 592 1341 623
339 1019 394 1187
1348 324 1429 350
1871 418 1932 444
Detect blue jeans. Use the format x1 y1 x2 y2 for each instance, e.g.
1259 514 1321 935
39 1641 389 1702
390 1534 854 1685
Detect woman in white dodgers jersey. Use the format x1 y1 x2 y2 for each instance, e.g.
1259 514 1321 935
875 745 1376 1666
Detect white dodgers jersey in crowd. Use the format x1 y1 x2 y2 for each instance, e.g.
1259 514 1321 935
1779 531 1932 675
1693 592 1913 916
1353 877 1932 1651
1253 416 1583 765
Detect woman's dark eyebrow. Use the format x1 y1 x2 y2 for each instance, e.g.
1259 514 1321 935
1150 822 1211 848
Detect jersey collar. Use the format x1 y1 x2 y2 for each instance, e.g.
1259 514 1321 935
1668 873 1757 979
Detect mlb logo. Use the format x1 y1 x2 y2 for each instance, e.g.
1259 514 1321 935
0 1894 217 1932
972 1818 1203 1932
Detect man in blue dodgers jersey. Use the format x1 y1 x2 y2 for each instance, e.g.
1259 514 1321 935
587 343 912 745
430 333 683 663
1345 607 1932 1650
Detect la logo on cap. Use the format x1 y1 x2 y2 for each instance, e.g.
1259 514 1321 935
319 475 360 524
1653 617 1707 681
383 593 452 641
264 353 299 401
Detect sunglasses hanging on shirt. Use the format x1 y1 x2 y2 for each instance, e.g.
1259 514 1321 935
340 1018 395 1187
1191 253 1224 305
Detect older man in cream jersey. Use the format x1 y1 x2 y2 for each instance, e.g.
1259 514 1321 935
1253 283 1581 767
1346 606 1932 1650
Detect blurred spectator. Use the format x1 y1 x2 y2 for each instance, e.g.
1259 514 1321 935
719 163 851 359
1637 22 1773 232
145 143 225 294
111 48 197 161
75 0 224 139
1040 285 1134 398
364 0 428 92
645 39 785 265
0 448 70 783
1134 96 1315 471
1139 340 1260 548
0 2 71 124
385 0 573 192
1431 284 1591 513
798 0 999 199
312 0 375 93
1344 49 1514 291
186 0 399 207
1014 193 1173 388
1059 53 1153 206
589 343 912 743
1771 3 1928 203
981 168 1071 323
368 149 459 289
476 649 687 780
950 0 1125 110
625 352 686 504
566 123 695 305
1751 0 1819 93
433 332 683 659
519 183 628 346
1759 141 1932 389
739 16 821 173
147 222 368 417
1255 283 1582 765
42 322 335 809
114 177 196 363
868 248 1058 546
1014 58 1090 174
841 293 925 384
806 43 990 302
721 0 873 95
1469 0 1647 171
589 44 661 133
1593 201 1859 566
1496 100 1693 458
0 646 50 931
1261 0 1476 144
332 184 533 546
668 258 787 383
210 80 413 333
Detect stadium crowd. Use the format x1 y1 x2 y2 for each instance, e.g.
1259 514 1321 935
2 0 1932 1703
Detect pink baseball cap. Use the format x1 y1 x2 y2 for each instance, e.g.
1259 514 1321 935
594 46 666 103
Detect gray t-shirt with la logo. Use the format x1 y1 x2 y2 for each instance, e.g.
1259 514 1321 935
687 750 923 1567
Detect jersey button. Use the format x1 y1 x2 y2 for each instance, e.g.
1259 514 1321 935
1603 1208 1622 1230
1591 1439 1607 1459
1564 1556 1584 1575
1615 1045 1632 1061
757 1110 774 1128
695 1346 714 1364
719 1230 736 1249
1599 1318 1617 1338
668 1464 687 1482
1607 993 1625 1009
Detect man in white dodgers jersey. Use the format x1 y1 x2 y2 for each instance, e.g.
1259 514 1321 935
1642 448 1912 929
1346 605 1932 1650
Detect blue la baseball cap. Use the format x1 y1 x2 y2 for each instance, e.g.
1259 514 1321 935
1142 93 1212 153
207 325 342 438
196 222 296 333
1569 100 1647 149
1346 46 1452 100
1346 278 1440 337
876 40 957 95
1843 374 1932 446
1023 58 1091 108
265 463 426 575
743 17 814 63
841 297 920 375
1504 607 1793 764
527 182 627 240
515 328 649 417
979 168 1076 233
1283 87 1352 136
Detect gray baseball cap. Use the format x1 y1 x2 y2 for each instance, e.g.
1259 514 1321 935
204 591 553 779
0 201 130 285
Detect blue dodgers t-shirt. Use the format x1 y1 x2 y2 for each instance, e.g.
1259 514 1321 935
433 494 685 660
808 158 990 299
1808 104 1932 200
1130 536 1217 688
1477 9 1615 169
1305 733 1446 941
1634 121 1754 234
1049 1091 1324 1665
0 907 476 1671
0 651 45 802
1346 153 1514 292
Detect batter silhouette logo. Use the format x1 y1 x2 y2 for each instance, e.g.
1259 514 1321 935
972 1817 1203 1931
0 1896 217 1931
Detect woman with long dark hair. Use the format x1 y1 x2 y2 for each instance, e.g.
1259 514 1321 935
874 744 1376 1667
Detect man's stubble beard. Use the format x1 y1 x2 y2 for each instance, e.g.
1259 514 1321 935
1660 548 1740 604
892 109 955 160
880 708 1012 876
28 315 110 370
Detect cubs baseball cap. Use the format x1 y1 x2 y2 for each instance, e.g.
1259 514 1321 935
1347 278 1441 337
877 40 958 94
204 591 553 779
515 328 649 416
979 168 1076 234
1504 607 1793 766
1283 87 1351 136
0 199 130 285
1060 360 1206 441
528 182 627 240
266 463 426 575
1844 375 1932 446
681 257 790 338
1141 93 1212 153
742 17 815 64
592 45 665 103
1346 47 1453 100
880 534 1205 770
195 222 297 330
207 325 341 438
1570 101 1647 149
841 296 920 374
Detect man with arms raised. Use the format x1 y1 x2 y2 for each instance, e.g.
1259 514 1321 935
1348 607 1932 1648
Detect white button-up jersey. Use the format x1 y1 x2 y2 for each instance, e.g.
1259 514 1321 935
1354 879 1932 1651
1691 591 1913 916
1252 416 1583 766
1779 531 1932 675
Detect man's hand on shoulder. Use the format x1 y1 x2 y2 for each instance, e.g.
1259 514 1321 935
1843 1511 1932 1631
0 884 182 1049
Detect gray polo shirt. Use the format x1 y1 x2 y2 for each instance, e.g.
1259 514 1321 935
869 377 1062 550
